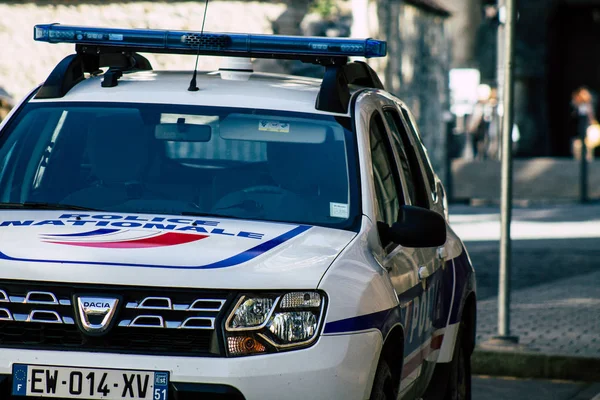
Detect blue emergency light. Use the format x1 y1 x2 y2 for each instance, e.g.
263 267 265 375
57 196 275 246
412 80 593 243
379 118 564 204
34 24 387 59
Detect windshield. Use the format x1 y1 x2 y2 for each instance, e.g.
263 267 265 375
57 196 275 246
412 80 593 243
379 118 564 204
0 102 358 229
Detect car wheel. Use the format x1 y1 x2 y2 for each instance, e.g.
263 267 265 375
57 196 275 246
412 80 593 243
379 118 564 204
422 322 472 400
445 324 471 400
369 358 398 400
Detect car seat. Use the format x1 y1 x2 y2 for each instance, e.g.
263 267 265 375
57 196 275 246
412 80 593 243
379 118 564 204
212 139 348 223
60 112 155 209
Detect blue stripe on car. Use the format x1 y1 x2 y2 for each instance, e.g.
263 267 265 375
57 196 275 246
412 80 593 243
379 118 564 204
323 308 395 334
202 225 311 269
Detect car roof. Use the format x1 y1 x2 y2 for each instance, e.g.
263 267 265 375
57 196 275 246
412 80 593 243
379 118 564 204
30 70 362 117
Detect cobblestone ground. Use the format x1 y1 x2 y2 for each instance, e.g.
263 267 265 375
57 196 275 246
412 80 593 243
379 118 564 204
473 376 600 400
449 203 600 358
476 270 600 358
461 238 600 301
450 204 600 300
0 2 286 100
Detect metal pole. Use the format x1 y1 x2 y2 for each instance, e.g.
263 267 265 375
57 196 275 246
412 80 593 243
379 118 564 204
497 0 518 342
444 111 454 202
496 2 505 160
579 115 588 203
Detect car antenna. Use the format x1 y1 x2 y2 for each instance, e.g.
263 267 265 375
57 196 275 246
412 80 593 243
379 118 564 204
188 0 210 92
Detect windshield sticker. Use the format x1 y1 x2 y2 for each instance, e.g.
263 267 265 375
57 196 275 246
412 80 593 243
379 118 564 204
258 120 290 133
330 202 349 219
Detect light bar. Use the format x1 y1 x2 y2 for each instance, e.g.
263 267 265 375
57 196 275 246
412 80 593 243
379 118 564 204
34 24 387 59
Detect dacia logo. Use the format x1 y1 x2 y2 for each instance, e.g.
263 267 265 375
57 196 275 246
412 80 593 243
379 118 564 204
83 302 111 308
74 295 119 336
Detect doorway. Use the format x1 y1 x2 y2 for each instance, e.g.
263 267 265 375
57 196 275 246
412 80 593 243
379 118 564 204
548 3 600 156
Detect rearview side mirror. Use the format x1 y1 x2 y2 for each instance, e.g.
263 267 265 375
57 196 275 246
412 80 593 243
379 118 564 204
378 205 446 248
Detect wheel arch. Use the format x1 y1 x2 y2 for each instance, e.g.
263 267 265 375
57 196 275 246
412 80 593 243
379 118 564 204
422 291 476 400
461 291 477 355
380 323 405 393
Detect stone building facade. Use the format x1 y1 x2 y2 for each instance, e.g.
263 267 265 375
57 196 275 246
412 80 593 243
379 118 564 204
371 0 451 176
451 0 600 158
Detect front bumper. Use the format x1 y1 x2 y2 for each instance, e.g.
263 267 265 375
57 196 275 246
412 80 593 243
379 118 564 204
0 331 382 400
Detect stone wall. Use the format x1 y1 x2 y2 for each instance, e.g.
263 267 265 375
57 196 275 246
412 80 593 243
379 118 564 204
446 0 481 69
0 1 286 101
373 0 451 178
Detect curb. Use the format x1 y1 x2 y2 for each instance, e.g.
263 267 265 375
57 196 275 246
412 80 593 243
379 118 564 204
472 348 600 382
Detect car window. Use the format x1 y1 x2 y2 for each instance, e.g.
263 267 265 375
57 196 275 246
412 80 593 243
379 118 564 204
400 107 437 200
160 113 267 162
382 110 417 206
0 102 359 230
369 112 403 227
384 109 430 208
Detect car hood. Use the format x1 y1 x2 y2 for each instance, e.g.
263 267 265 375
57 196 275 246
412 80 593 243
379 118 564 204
0 211 356 289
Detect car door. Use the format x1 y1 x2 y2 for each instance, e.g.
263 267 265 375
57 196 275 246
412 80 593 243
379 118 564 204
365 105 431 397
381 106 447 396
398 106 444 216
369 99 442 394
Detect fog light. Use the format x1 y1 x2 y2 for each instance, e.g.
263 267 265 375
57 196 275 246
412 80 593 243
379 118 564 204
268 311 317 343
227 335 266 356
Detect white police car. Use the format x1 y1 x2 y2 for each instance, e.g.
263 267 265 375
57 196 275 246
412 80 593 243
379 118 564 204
0 24 476 400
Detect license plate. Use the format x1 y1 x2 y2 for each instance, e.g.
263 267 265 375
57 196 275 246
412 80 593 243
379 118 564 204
12 364 169 400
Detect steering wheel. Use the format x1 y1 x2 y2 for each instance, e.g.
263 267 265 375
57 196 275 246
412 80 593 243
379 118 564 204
212 185 301 219
241 185 297 195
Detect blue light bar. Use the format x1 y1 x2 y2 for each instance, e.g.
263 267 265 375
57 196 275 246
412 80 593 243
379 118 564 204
34 24 387 59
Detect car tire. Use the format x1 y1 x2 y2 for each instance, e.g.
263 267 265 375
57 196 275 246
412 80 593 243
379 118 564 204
423 323 472 400
369 358 398 400
444 323 472 400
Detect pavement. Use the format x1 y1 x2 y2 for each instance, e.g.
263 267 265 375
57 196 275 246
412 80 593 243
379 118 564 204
473 376 600 400
448 203 600 382
451 158 600 202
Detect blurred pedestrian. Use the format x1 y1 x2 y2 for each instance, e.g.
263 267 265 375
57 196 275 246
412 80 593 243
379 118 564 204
466 84 494 160
571 86 600 160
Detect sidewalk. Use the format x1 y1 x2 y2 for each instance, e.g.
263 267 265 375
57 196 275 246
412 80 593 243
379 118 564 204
473 269 600 381
451 158 600 202
473 376 600 400
449 203 600 381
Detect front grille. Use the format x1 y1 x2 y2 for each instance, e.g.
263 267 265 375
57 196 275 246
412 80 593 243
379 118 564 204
0 280 234 356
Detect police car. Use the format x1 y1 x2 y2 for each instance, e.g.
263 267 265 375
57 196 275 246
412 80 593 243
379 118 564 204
0 24 476 400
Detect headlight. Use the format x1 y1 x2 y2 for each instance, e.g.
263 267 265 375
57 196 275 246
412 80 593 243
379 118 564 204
228 297 276 330
224 291 325 356
268 311 317 343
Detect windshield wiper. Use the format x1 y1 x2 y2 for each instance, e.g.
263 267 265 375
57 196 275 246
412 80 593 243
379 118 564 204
180 211 234 219
0 202 99 211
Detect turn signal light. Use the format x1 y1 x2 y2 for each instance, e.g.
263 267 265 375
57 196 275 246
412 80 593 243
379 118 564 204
227 335 266 356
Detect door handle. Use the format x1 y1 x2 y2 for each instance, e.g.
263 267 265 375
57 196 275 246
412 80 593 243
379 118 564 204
418 266 430 281
437 246 447 260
